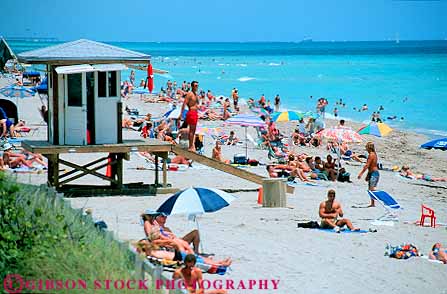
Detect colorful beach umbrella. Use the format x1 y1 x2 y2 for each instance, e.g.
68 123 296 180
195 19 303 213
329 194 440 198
420 138 447 151
318 127 363 143
196 126 223 137
358 122 392 137
224 114 266 158
224 114 266 127
271 111 304 122
0 85 35 99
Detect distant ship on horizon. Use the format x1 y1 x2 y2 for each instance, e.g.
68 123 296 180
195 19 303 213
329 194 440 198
301 37 313 43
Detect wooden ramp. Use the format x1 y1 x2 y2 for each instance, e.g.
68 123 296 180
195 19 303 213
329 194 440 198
171 146 265 185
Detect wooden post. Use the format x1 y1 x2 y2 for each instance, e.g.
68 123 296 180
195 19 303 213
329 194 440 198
262 178 287 207
162 157 167 188
47 154 59 188
154 155 159 186
116 153 123 189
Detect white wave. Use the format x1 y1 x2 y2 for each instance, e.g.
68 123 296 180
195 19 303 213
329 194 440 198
238 77 255 82
217 76 222 80
236 63 248 67
268 62 281 66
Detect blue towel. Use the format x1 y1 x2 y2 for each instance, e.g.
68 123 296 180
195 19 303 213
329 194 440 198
316 228 369 234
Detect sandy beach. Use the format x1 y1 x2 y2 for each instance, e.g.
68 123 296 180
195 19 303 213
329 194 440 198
3 76 447 294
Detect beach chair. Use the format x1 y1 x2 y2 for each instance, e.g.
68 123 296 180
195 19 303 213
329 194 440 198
368 190 402 224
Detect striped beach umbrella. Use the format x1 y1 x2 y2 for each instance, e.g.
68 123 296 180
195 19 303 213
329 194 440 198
157 187 236 216
358 122 392 137
224 114 266 158
271 111 304 122
224 114 266 127
156 187 237 253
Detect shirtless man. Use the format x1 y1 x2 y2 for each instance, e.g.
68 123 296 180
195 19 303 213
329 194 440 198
179 81 200 151
173 254 227 294
358 141 379 207
319 189 359 232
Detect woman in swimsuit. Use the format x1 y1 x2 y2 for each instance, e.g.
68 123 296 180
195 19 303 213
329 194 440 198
141 211 194 253
429 243 447 264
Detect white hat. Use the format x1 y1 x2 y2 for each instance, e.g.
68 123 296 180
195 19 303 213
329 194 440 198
1 143 13 151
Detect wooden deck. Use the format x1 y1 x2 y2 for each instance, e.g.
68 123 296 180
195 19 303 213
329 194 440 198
21 139 172 154
21 140 285 200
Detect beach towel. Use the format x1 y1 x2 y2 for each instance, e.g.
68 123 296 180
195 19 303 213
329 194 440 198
10 166 43 174
146 256 228 275
420 255 445 264
316 228 369 234
288 180 322 187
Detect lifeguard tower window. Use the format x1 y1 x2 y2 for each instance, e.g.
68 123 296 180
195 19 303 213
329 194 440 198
98 71 118 98
67 74 82 106
108 71 117 97
98 72 107 97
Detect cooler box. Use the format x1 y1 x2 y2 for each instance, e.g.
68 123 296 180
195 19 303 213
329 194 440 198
233 154 247 165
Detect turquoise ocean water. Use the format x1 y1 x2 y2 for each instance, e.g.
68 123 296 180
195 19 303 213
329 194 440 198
8 40 447 137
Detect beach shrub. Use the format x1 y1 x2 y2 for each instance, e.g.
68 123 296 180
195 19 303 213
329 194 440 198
0 174 149 293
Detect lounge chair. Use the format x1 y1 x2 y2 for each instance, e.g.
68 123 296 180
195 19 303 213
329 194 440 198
368 190 402 225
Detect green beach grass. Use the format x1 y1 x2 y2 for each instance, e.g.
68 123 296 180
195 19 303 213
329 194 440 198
0 173 150 293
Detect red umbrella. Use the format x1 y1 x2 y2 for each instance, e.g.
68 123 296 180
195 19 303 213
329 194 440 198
147 63 154 93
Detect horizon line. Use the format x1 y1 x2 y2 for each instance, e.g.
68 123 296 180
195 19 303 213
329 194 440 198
3 37 447 44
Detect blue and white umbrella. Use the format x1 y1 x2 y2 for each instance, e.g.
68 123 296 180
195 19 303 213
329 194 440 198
157 187 236 216
421 137 447 151
0 85 35 99
157 187 236 252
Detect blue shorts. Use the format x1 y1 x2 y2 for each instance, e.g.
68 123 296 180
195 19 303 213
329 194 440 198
367 170 380 189
180 251 205 264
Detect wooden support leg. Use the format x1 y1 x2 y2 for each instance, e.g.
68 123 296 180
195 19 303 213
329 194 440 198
116 154 123 189
154 155 159 186
47 154 59 188
162 156 167 188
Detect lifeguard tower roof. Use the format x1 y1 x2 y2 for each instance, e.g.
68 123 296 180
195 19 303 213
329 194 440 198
17 39 151 65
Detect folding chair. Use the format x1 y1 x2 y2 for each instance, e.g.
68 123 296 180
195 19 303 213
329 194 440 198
368 190 402 224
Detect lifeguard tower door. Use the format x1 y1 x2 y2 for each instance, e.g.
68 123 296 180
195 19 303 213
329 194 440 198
64 73 87 145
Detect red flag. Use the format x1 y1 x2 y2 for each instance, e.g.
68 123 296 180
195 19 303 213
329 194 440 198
147 63 154 93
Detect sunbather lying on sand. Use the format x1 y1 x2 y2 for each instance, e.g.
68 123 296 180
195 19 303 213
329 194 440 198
429 243 447 264
173 254 228 294
319 189 360 232
400 165 447 182
136 240 232 267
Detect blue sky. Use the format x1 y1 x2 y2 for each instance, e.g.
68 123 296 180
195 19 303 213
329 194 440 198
1 0 446 42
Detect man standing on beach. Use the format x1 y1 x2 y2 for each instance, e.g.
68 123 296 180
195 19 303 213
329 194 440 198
357 141 379 207
179 81 199 152
274 94 281 112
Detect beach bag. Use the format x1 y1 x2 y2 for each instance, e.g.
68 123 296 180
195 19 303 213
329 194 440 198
248 159 259 166
337 168 351 182
297 221 320 229
385 243 419 259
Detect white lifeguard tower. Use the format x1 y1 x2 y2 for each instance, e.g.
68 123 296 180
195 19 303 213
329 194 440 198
18 39 174 195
